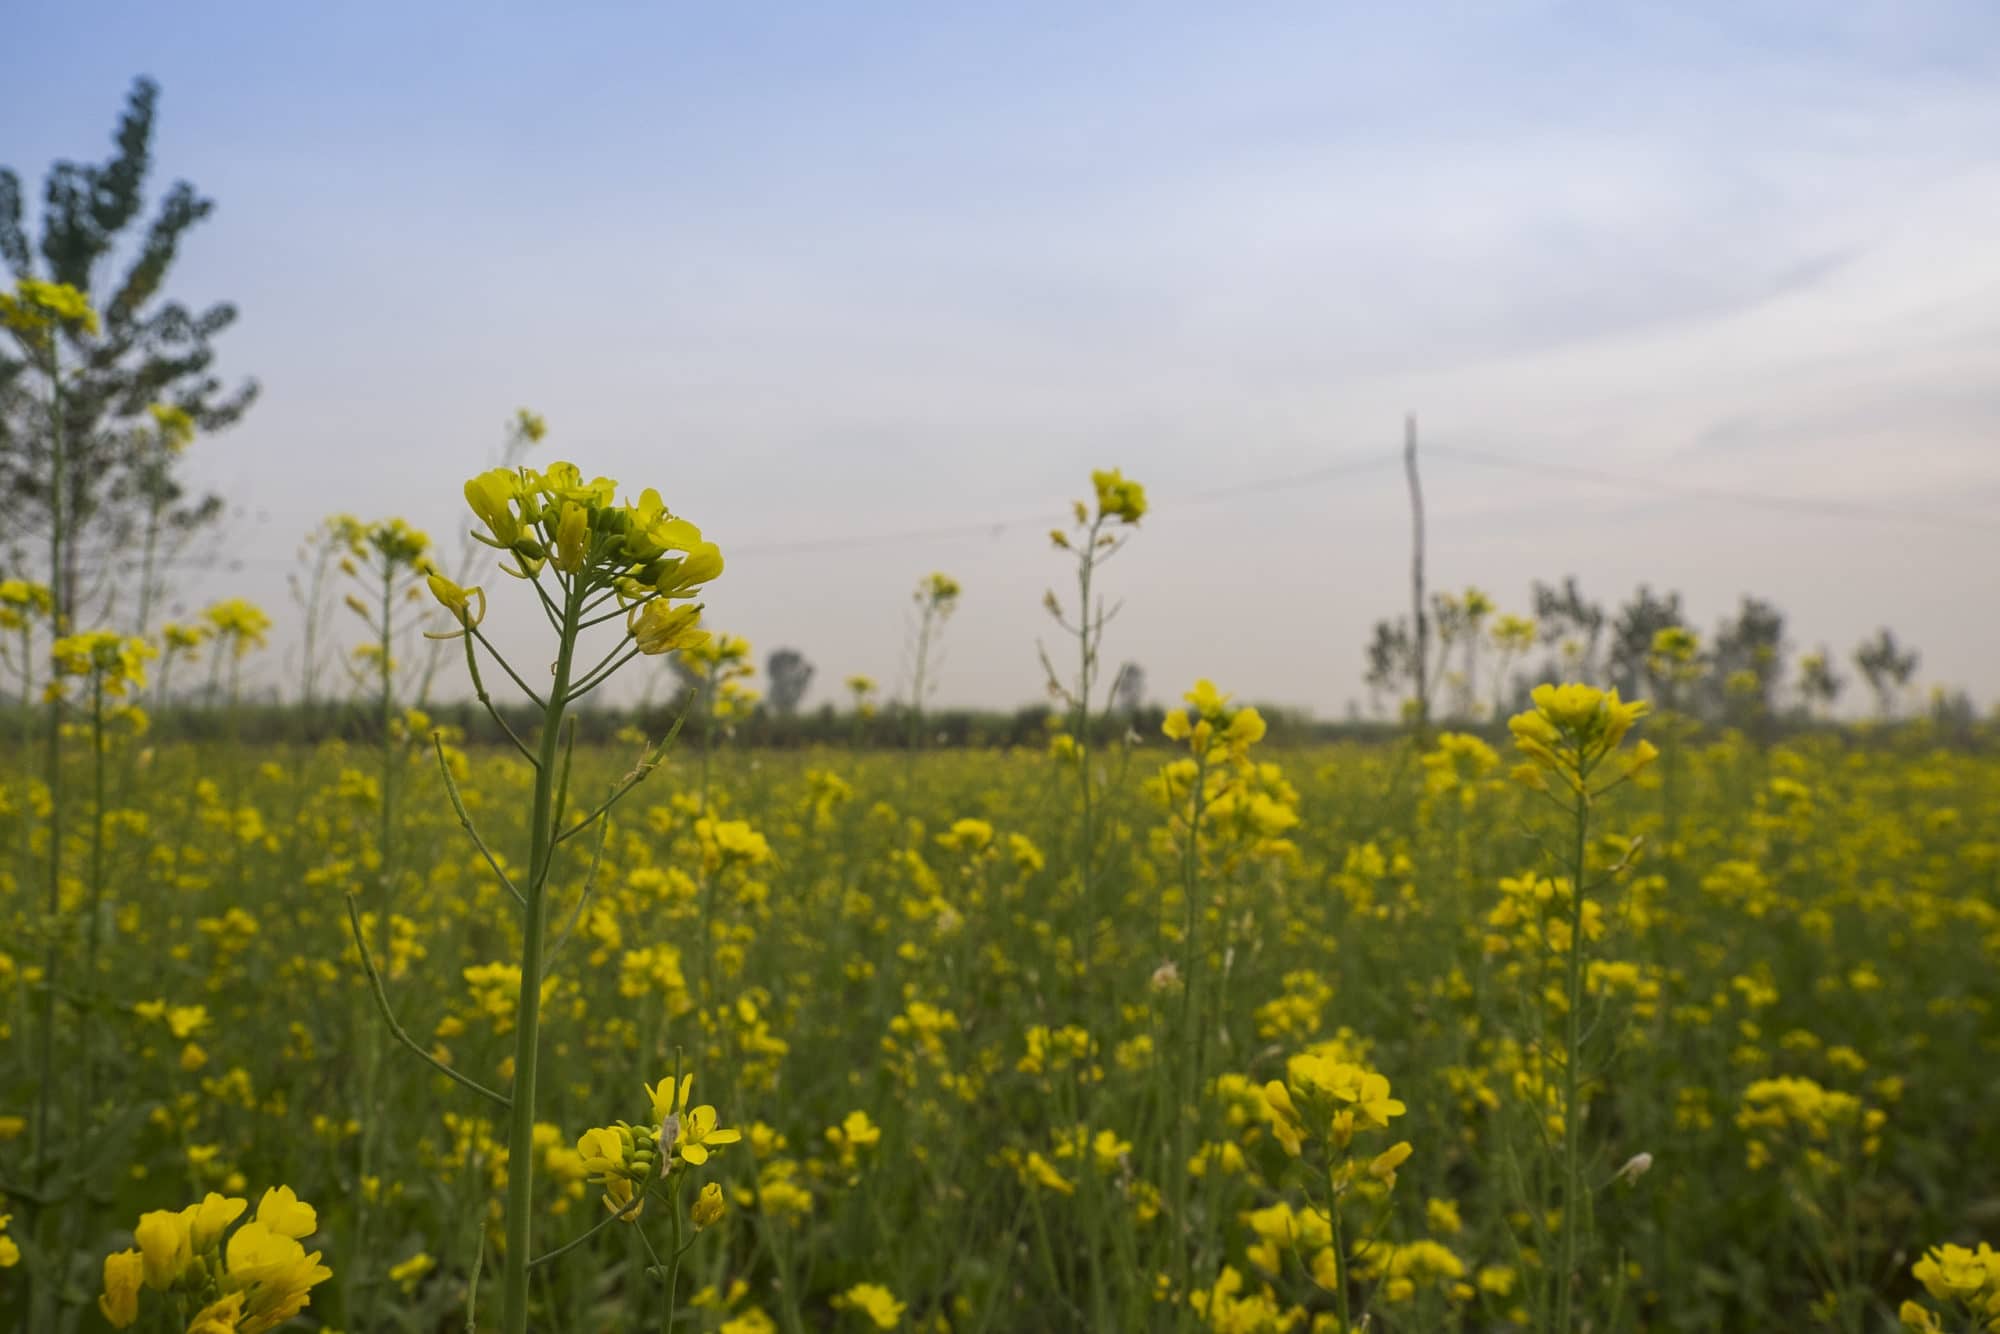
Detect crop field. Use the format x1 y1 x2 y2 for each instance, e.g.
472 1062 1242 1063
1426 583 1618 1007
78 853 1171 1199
1 457 1997 1333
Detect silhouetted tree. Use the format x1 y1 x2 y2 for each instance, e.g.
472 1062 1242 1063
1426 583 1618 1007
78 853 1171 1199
1109 661 1146 719
1363 619 1413 718
1607 585 1685 697
1531 578 1606 683
1797 648 1843 718
0 77 256 622
1708 596 1786 727
1928 686 1976 733
766 647 815 717
1854 628 1919 718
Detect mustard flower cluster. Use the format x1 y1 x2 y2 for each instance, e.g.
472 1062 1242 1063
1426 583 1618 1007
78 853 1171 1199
1090 467 1148 525
915 571 961 611
50 630 156 697
440 462 721 654
0 277 99 343
96 1187 330 1332
204 599 274 660
682 632 760 717
0 578 53 629
574 1073 742 1221
1507 682 1656 796
147 401 198 452
1264 1049 1411 1171
1736 1075 1885 1172
1160 679 1266 762
1901 1241 2000 1333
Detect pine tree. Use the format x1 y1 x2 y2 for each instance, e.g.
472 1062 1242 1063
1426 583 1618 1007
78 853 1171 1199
0 77 256 625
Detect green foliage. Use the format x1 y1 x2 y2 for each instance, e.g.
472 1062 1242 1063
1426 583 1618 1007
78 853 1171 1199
0 77 254 619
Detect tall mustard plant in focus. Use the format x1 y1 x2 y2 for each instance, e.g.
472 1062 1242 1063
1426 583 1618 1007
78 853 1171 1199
1506 683 1654 1331
347 459 721 1334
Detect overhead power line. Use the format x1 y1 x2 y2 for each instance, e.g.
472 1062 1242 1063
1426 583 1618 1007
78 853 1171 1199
1426 443 2000 534
729 451 1399 556
733 441 1996 555
113 437 1995 571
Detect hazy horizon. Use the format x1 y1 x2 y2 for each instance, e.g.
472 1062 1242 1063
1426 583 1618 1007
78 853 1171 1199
7 2 1999 715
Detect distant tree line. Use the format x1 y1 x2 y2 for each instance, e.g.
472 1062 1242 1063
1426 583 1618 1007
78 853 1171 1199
1362 577 1951 730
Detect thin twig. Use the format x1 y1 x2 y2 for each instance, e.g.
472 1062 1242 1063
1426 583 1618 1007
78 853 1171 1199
566 644 644 704
469 624 547 711
545 808 613 979
433 734 526 908
460 629 536 763
465 1224 484 1334
555 712 689 846
542 719 577 887
565 631 638 696
531 570 565 629
528 1186 649 1268
344 894 512 1109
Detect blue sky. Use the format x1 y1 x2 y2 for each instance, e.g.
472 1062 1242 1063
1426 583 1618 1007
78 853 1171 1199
7 2 1999 712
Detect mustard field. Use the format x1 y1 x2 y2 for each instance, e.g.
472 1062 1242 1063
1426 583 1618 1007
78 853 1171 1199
5 696 2000 1331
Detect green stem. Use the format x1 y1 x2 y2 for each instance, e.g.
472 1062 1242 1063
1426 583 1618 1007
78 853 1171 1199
1169 750 1207 1329
906 603 934 789
529 1188 646 1268
343 895 511 1108
135 484 162 636
1557 782 1591 1332
79 680 106 1119
376 559 398 963
1327 1166 1352 1334
32 337 68 1199
699 681 719 1004
663 1180 685 1334
1175 753 1208 1062
499 578 582 1334
359 557 398 1334
1073 518 1101 992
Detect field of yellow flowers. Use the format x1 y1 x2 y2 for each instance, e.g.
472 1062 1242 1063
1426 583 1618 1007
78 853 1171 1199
6 670 2000 1331
1 279 1997 1331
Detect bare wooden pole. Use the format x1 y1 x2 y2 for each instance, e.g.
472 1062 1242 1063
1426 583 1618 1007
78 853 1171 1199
1405 413 1429 737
